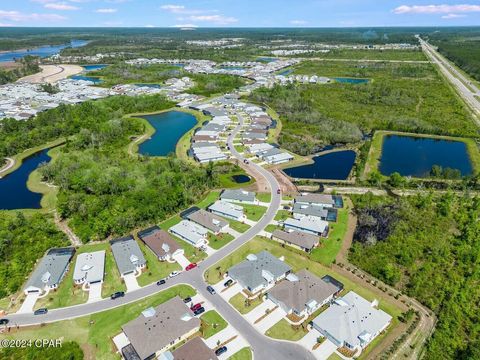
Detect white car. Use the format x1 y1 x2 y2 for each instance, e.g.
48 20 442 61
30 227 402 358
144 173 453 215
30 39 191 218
169 271 180 278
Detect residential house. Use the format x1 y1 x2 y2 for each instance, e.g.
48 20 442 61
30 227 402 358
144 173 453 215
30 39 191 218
138 226 184 262
292 203 338 222
110 236 147 278
121 296 201 360
73 250 106 285
271 229 319 252
186 209 229 234
267 270 340 317
23 247 75 294
169 220 208 248
220 189 256 204
228 251 291 295
208 200 245 221
170 337 219 360
294 194 343 209
284 216 329 237
312 291 392 350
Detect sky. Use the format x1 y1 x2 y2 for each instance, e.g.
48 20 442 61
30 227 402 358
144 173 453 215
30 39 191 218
0 0 480 27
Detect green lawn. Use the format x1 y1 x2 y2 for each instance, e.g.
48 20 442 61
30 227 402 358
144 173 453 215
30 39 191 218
241 203 267 221
102 246 127 298
229 293 263 314
265 319 308 341
1 285 196 360
265 224 280 233
170 233 208 264
327 353 344 360
309 208 349 265
200 310 228 339
228 347 253 360
228 219 251 233
218 171 254 189
256 193 271 203
274 210 290 221
196 191 220 208
204 236 402 321
136 239 181 287
208 232 235 250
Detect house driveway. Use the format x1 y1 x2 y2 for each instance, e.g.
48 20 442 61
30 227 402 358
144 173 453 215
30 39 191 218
244 298 273 324
215 282 242 301
205 325 249 360
87 282 103 303
17 292 40 314
255 306 287 334
172 253 190 269
123 273 140 292
298 330 338 360
225 227 241 238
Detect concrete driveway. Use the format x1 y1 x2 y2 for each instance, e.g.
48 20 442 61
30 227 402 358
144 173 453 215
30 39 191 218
225 227 241 237
299 330 338 360
215 282 242 301
17 293 40 314
205 325 249 360
123 273 140 292
87 282 103 303
255 307 287 334
172 253 190 269
244 299 273 324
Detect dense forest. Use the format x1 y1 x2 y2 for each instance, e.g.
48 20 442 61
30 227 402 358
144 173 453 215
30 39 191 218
0 212 68 298
350 193 480 359
0 56 40 85
89 63 246 96
249 60 476 155
0 94 175 158
436 40 480 81
0 341 83 359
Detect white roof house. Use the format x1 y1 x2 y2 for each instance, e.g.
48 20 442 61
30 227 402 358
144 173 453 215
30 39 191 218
247 143 275 154
194 150 228 163
263 151 294 165
169 220 208 248
284 216 329 236
73 250 106 285
312 291 392 350
220 189 256 204
208 200 245 221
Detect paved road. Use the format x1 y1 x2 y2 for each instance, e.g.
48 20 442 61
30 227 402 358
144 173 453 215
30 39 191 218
418 37 480 121
4 111 314 360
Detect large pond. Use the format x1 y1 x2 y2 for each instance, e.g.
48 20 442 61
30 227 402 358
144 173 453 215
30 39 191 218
138 111 197 156
334 77 370 84
284 150 356 180
71 64 108 84
0 40 88 62
379 135 473 177
0 149 51 210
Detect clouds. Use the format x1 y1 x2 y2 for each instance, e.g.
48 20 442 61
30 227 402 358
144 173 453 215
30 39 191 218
290 19 307 25
161 3 238 26
393 4 480 18
95 8 117 13
44 2 79 10
0 9 66 22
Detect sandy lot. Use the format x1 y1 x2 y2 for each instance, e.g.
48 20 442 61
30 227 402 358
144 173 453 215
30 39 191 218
17 64 84 84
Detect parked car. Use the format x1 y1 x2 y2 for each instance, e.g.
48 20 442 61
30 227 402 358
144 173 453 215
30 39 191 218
244 159 249 164
191 303 202 311
0 318 9 325
169 271 180 278
224 279 233 287
277 189 281 194
183 297 192 303
207 286 216 295
156 279 166 286
193 307 205 316
110 291 125 300
34 308 48 315
185 263 197 271
215 346 228 356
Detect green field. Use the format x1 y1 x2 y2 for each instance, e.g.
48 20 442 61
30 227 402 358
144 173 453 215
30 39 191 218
200 310 228 339
265 319 307 341
228 347 253 360
229 293 263 314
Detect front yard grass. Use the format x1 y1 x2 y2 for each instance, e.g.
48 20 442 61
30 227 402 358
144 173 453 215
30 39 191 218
200 310 227 339
265 224 280 233
0 285 196 360
228 219 251 233
274 210 290 221
208 232 235 250
229 293 263 314
241 203 267 221
309 207 349 266
256 193 271 203
228 347 253 360
265 319 308 341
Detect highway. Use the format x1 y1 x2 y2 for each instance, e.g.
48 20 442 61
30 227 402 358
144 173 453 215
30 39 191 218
418 36 480 121
3 110 315 360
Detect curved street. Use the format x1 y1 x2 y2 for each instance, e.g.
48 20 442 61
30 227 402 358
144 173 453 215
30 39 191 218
4 110 315 360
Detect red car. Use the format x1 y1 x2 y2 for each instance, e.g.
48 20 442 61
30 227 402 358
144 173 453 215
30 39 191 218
191 303 202 311
185 263 198 271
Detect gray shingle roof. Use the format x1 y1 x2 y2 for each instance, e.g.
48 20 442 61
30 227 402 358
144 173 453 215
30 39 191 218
73 250 105 284
292 203 329 218
186 209 228 233
272 229 319 250
228 251 291 291
221 189 255 203
24 247 75 291
110 236 146 276
122 296 201 360
295 194 335 207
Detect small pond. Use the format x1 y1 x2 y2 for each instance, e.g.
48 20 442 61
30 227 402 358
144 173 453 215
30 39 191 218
284 150 356 180
278 69 293 76
0 149 51 210
138 111 197 156
134 83 162 89
231 174 251 184
334 77 370 84
379 135 473 177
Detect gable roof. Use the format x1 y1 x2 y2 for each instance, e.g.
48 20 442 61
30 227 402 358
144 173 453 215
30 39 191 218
172 337 218 360
186 209 228 233
221 189 255 203
110 236 146 275
73 250 105 283
228 251 291 290
24 247 75 291
268 270 339 313
295 194 335 206
272 229 319 250
122 296 201 360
